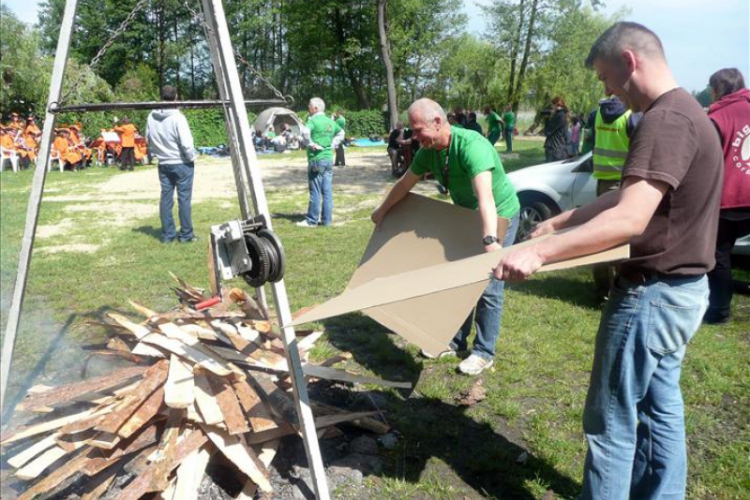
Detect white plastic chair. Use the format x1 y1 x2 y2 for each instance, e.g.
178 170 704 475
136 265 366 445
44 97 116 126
49 149 63 172
0 146 19 173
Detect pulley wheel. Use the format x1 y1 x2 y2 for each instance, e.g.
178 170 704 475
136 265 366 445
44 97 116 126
243 232 271 288
257 228 286 283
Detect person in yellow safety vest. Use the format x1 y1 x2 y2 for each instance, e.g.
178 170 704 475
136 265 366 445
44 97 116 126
591 95 642 301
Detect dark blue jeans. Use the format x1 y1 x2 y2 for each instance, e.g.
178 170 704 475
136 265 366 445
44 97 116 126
503 128 514 152
581 274 708 500
158 162 195 242
306 158 333 226
452 213 520 360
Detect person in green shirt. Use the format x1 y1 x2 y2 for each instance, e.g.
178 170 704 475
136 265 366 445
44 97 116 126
502 104 516 153
297 97 344 228
371 98 520 375
332 109 347 166
484 105 502 146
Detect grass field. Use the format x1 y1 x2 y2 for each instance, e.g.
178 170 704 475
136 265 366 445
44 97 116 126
1 140 748 499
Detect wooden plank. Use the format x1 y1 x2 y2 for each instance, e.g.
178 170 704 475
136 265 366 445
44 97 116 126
210 345 287 373
15 445 67 479
164 354 195 409
56 429 95 452
80 464 120 500
90 432 121 450
303 365 412 389
96 360 169 434
132 341 167 359
1 406 111 446
140 333 239 378
193 371 224 426
112 429 208 500
202 425 272 493
178 323 218 341
230 378 279 433
117 386 166 439
249 373 299 426
147 409 183 493
16 451 90 500
319 352 353 367
208 374 249 435
128 300 159 318
296 331 325 353
172 445 211 500
6 432 60 468
82 423 161 476
18 365 147 411
107 313 154 339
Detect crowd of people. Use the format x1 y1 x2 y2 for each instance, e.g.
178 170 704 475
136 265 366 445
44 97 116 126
297 22 748 500
0 113 149 172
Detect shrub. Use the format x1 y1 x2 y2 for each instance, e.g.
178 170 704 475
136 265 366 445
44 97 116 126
184 108 257 147
344 110 387 138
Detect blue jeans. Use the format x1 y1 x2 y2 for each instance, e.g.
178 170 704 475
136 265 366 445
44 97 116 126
452 213 519 360
158 162 195 242
581 274 709 500
306 158 333 226
503 128 514 152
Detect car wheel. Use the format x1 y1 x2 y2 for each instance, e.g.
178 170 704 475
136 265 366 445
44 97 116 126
517 201 554 242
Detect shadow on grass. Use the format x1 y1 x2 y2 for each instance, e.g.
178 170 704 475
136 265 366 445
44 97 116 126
272 212 308 224
132 225 163 240
384 394 581 499
508 275 600 311
320 314 580 498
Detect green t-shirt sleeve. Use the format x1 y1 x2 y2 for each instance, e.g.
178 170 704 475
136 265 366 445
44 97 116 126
459 135 496 178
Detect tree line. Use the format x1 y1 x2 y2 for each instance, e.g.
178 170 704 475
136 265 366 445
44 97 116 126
3 0 624 134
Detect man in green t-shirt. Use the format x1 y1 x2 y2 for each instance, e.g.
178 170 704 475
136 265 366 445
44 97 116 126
298 97 344 228
484 106 502 146
332 110 347 167
371 98 520 375
502 104 515 153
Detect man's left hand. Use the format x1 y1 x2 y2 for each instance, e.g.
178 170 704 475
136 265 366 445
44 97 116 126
494 246 544 281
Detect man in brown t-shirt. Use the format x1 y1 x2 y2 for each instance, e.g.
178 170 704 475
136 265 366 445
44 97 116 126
493 22 723 499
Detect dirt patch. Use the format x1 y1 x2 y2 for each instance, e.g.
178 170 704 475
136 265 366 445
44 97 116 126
36 150 440 246
35 243 100 254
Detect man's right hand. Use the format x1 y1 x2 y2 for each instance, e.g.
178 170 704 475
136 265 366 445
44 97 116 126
371 206 387 229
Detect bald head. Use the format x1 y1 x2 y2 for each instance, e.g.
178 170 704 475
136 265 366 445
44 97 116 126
585 22 665 69
407 98 447 125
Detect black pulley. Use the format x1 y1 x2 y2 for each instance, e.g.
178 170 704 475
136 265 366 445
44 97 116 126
243 232 271 288
257 228 286 283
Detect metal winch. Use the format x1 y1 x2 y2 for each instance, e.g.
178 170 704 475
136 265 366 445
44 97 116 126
209 215 285 289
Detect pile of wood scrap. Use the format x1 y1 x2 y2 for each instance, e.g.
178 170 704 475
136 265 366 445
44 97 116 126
0 280 411 500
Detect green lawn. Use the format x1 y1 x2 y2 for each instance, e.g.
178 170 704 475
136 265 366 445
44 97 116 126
0 144 748 499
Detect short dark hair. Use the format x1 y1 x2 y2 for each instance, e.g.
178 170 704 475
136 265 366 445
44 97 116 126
585 22 665 69
161 85 178 101
709 68 746 100
469 112 477 120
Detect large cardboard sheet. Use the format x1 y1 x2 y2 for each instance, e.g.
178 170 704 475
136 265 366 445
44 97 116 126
291 193 629 356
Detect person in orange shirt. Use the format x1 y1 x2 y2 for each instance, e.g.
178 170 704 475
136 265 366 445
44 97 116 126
69 124 92 168
0 126 18 171
17 116 40 169
7 112 24 132
113 116 138 171
52 129 82 172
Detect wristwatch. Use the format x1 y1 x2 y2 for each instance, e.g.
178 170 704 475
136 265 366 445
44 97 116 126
482 235 498 246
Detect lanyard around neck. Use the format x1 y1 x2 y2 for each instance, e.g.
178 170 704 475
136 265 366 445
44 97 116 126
437 136 452 194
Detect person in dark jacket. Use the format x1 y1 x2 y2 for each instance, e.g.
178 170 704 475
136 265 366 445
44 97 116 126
543 96 570 161
466 112 484 135
705 68 750 324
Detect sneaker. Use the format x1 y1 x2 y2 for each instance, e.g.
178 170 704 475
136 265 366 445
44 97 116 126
420 347 457 359
179 236 198 243
458 354 493 375
296 220 318 228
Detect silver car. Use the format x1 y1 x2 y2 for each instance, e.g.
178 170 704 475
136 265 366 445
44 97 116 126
507 152 749 255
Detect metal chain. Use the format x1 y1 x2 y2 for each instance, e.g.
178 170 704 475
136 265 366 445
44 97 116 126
59 0 151 106
183 0 293 105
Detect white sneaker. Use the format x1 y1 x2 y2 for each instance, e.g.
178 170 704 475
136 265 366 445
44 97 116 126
458 354 493 375
296 220 317 228
420 347 457 359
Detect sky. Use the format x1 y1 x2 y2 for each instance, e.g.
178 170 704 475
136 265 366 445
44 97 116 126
4 0 749 93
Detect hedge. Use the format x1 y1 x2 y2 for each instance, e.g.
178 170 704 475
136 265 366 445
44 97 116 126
184 108 257 147
343 110 388 138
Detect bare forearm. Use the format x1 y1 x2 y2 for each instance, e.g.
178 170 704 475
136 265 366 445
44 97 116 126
564 189 620 228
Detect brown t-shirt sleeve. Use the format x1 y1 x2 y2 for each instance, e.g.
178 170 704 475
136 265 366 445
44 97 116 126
623 109 698 189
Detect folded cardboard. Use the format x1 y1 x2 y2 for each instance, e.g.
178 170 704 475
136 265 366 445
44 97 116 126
291 193 629 356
